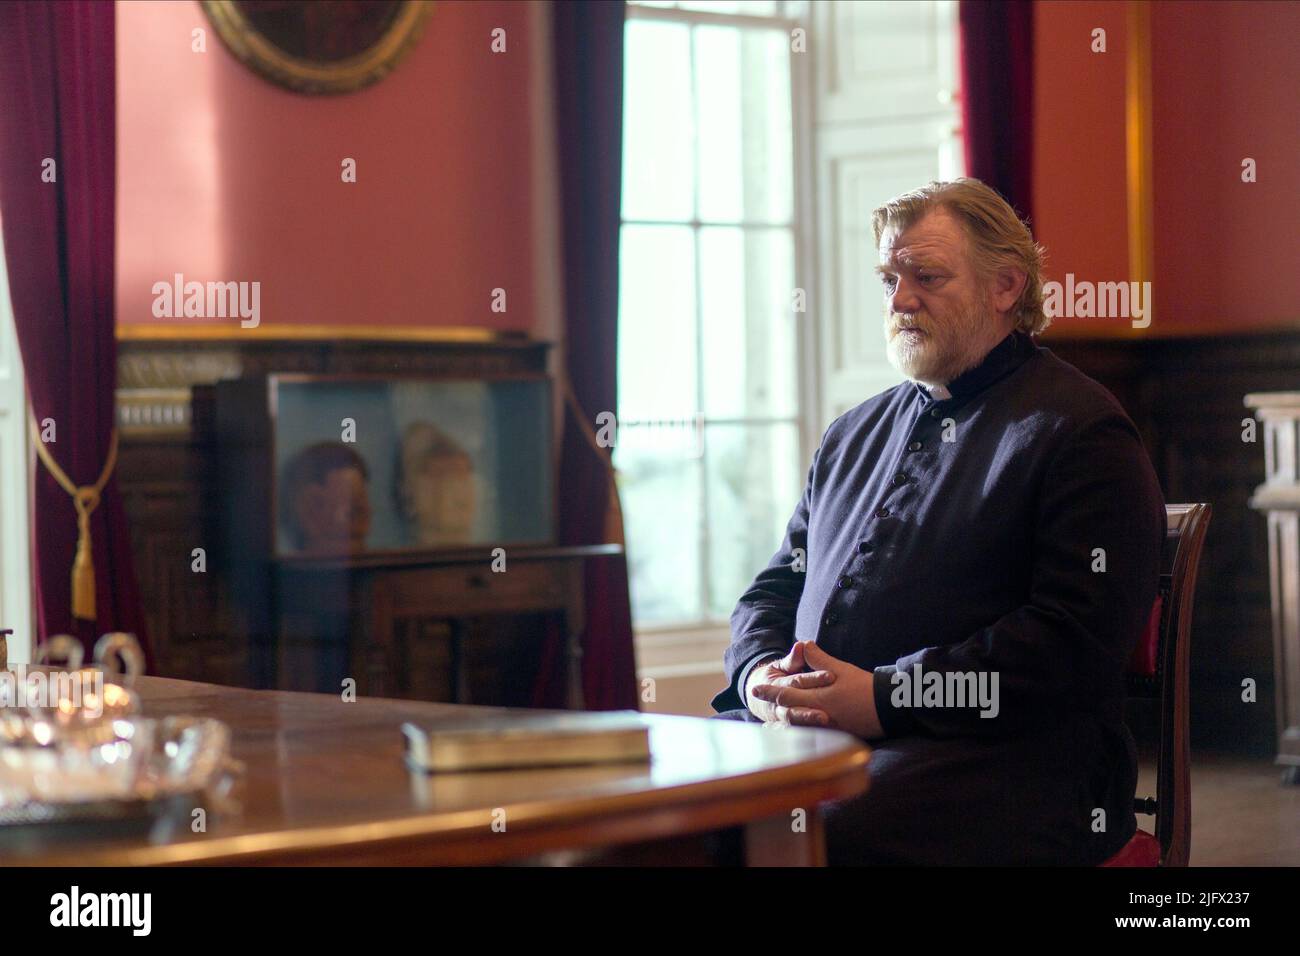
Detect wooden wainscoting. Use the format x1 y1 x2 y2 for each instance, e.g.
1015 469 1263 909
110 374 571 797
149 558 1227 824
115 328 1297 754
1046 330 1300 754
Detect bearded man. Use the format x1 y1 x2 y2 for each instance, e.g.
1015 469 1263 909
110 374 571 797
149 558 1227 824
711 178 1165 866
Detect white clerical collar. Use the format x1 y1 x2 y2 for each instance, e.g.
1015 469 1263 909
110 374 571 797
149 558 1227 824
926 383 953 400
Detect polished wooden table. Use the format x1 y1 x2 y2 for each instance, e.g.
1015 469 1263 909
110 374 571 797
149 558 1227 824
0 675 871 866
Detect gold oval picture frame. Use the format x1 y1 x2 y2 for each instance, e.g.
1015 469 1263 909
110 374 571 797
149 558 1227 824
201 0 434 95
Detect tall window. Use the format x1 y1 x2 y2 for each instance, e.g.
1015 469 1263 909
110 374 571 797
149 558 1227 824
618 0 805 629
0 226 33 660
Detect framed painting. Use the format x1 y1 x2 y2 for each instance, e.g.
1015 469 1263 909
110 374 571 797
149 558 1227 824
201 0 434 95
214 374 554 560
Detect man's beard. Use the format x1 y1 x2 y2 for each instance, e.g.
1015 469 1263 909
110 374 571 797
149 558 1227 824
883 290 999 387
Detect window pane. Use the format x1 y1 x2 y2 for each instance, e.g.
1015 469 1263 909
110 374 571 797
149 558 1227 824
618 225 698 423
699 226 797 419
705 422 802 620
678 1 779 14
695 25 792 223
617 424 703 626
623 20 695 221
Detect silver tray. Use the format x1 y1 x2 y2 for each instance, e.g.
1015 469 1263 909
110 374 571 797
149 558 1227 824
0 715 235 828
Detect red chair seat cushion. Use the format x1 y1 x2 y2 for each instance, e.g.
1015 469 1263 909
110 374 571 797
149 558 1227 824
1129 594 1163 678
1100 828 1160 866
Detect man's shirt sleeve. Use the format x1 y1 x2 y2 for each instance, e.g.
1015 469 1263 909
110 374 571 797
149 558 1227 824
710 449 820 713
872 411 1164 737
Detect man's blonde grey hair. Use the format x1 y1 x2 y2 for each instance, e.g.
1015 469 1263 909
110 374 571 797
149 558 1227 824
871 178 1050 335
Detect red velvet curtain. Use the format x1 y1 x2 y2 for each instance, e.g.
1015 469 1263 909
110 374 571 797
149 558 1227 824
542 0 637 711
959 0 1035 224
0 1 148 660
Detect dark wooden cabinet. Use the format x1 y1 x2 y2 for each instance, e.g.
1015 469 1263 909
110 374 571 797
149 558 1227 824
115 331 556 694
275 545 620 706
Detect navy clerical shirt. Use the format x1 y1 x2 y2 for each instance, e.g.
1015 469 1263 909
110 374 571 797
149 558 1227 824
711 329 1165 865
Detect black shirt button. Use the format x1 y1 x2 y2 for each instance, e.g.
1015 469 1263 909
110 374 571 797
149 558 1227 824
856 540 873 554
875 507 890 519
823 613 837 627
893 472 909 486
837 576 851 589
908 440 922 451
930 408 942 419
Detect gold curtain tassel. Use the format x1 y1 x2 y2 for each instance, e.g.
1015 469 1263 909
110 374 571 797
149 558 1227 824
71 489 99 620
27 407 118 625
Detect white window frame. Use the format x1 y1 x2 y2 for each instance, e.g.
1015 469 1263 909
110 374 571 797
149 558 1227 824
622 1 818 649
624 2 962 704
0 235 34 663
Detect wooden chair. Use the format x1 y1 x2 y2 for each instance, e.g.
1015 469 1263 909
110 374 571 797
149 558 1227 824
1100 502 1211 867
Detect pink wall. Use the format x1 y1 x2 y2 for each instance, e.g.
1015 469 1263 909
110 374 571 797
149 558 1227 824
1032 0 1300 339
116 0 537 332
1031 1 1131 339
1149 0 1300 336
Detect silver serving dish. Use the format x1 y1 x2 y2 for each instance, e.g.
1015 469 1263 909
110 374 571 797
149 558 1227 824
8 632 144 725
1 632 238 832
4 667 141 724
0 715 235 828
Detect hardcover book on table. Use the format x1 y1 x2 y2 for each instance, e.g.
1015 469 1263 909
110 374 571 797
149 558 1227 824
401 711 652 772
